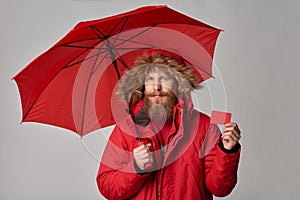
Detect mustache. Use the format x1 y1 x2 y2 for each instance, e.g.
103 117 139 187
145 91 169 97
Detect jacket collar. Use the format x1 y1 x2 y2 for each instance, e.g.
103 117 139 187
129 96 194 131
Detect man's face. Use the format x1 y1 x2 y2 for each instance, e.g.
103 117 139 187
144 67 178 122
144 69 177 104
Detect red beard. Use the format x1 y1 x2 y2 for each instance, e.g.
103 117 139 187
144 91 177 123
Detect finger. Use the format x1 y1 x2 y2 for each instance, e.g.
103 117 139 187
222 137 238 150
134 143 152 151
139 157 153 164
223 126 241 136
222 129 241 140
232 123 241 134
134 144 146 151
136 158 151 170
222 133 240 143
136 162 145 170
224 130 242 140
223 124 239 132
224 123 241 133
138 147 151 153
135 152 151 160
222 131 241 142
134 144 152 153
134 150 149 158
223 128 240 137
222 136 237 146
134 149 150 157
146 143 151 149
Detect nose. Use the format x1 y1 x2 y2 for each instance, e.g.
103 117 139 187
153 81 162 91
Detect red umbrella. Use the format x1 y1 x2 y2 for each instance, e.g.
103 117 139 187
13 5 222 138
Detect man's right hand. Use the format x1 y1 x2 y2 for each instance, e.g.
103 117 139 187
133 143 153 171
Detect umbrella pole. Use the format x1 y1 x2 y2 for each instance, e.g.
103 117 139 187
126 102 142 141
107 47 142 141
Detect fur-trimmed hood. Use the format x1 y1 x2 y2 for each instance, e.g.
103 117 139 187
116 50 201 103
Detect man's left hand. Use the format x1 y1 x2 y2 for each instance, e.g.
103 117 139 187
222 123 241 150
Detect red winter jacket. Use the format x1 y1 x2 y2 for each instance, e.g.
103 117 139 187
96 98 240 200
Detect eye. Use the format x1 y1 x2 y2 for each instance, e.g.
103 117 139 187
145 77 154 82
160 77 169 82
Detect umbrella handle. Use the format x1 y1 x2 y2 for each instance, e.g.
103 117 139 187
136 139 153 170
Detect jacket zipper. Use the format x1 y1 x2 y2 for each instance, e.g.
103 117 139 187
152 131 162 200
155 175 159 200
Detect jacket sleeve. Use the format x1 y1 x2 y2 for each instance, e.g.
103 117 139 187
203 124 241 197
96 126 150 199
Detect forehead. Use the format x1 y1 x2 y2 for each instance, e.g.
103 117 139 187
146 70 170 78
144 64 173 77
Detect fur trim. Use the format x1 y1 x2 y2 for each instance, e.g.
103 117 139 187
116 52 201 103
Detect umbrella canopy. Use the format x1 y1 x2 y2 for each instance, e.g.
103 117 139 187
13 5 222 137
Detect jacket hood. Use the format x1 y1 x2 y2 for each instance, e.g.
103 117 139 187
116 50 202 104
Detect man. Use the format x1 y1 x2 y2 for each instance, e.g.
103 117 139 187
97 50 241 200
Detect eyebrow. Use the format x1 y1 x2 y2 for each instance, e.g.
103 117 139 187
147 71 170 76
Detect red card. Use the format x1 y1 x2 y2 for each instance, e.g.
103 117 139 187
210 110 232 125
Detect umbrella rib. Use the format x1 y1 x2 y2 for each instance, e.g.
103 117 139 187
111 47 151 70
61 44 109 51
108 16 129 38
89 25 107 40
63 51 103 68
90 25 156 51
73 40 109 136
112 49 129 69
111 37 158 49
22 41 104 120
61 31 159 52
63 37 109 69
109 26 155 49
62 45 110 68
88 16 129 41
60 38 100 46
88 25 122 78
84 25 122 79
113 47 154 50
62 40 103 68
112 22 197 49
89 23 126 80
79 51 101 136
110 17 129 46
90 51 110 76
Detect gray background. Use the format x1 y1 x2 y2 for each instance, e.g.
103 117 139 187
1 0 299 199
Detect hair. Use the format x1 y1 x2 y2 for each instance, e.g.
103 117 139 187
116 51 202 103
